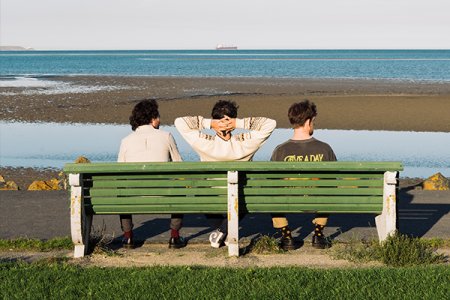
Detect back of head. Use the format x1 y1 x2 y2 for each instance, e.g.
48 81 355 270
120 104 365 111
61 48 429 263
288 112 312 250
129 99 159 131
288 100 317 128
211 100 238 119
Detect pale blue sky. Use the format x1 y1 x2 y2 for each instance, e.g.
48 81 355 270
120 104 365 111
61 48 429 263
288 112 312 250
1 0 449 50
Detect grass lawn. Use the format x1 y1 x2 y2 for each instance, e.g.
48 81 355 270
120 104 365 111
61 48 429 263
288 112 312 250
1 263 448 299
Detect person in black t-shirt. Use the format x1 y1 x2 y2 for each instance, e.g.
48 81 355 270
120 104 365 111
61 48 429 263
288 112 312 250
271 100 336 250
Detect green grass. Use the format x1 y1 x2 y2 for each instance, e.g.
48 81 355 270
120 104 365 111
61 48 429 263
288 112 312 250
421 237 450 248
0 237 73 252
379 233 446 266
248 235 284 254
331 233 447 266
0 263 448 299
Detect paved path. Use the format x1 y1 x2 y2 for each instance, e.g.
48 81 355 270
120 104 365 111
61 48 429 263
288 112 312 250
1 188 449 244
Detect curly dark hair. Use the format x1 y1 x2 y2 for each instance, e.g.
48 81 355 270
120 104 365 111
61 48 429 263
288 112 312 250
129 99 160 131
211 100 238 119
288 100 317 127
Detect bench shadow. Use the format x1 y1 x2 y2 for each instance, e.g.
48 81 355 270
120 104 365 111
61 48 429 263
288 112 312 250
104 218 170 249
239 186 450 242
397 187 450 238
106 185 449 249
325 186 450 241
116 215 222 246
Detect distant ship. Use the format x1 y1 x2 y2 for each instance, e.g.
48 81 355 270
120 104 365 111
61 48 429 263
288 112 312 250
216 44 238 50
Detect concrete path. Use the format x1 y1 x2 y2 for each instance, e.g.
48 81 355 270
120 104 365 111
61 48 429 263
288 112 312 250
1 188 449 244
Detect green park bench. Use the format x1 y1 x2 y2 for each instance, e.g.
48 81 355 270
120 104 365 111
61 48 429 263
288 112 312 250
64 161 403 258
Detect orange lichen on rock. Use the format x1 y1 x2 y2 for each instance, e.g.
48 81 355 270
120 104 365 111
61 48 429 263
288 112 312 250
28 178 61 191
74 156 91 164
422 173 450 191
0 174 20 190
0 181 20 190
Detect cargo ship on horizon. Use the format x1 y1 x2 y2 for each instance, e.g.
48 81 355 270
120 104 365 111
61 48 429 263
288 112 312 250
215 44 238 50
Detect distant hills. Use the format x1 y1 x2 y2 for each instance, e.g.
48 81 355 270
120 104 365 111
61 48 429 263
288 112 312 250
0 46 34 51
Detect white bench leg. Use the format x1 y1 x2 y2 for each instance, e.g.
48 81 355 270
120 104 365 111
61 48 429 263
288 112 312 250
375 171 398 242
227 171 239 256
70 174 92 258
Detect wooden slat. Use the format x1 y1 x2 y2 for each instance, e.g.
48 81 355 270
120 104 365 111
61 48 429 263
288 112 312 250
90 204 226 214
242 196 382 204
64 161 403 174
244 179 383 187
90 196 226 205
244 203 382 213
244 173 385 179
242 187 383 196
92 179 227 188
90 173 227 180
89 188 227 197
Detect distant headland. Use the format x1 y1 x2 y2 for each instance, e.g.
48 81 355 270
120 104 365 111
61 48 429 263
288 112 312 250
0 46 34 51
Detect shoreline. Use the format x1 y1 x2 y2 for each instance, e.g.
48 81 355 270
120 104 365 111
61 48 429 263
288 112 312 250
1 76 450 131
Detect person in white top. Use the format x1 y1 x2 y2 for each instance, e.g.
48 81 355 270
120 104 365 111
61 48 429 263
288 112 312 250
175 100 276 247
118 99 186 249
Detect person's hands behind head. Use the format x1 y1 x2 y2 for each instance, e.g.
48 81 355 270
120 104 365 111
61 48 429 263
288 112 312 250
211 115 235 141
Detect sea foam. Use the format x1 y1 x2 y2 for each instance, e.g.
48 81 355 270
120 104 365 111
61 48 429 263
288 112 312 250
0 76 131 95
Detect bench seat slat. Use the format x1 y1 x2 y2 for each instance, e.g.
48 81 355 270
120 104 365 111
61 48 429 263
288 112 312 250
90 173 227 180
244 173 385 179
89 196 226 205
244 203 382 213
242 196 382 204
91 179 227 188
90 204 226 214
89 188 227 197
242 187 383 196
244 179 383 187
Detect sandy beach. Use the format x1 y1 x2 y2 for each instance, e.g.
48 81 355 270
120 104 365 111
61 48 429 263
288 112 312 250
1 76 450 132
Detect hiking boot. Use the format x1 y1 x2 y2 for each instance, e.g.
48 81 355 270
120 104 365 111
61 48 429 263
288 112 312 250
280 236 296 251
169 236 187 249
209 229 226 248
312 234 331 249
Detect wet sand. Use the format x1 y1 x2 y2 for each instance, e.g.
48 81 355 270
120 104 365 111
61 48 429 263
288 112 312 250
1 76 450 131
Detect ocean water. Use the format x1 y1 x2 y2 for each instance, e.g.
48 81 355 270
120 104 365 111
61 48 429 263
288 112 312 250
1 122 449 178
1 49 450 81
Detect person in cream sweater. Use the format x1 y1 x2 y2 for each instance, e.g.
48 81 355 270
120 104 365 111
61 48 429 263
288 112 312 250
175 100 276 247
118 99 186 250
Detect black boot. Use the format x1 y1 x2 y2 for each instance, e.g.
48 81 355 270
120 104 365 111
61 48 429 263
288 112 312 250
169 236 187 249
279 226 296 251
312 224 330 249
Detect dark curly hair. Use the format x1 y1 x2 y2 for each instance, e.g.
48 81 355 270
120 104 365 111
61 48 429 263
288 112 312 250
129 99 160 131
211 100 238 119
288 100 317 127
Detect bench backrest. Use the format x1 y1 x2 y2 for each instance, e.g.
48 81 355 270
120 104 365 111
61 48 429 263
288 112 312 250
64 161 402 215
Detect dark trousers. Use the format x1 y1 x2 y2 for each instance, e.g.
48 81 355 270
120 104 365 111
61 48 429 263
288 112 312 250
119 214 184 232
